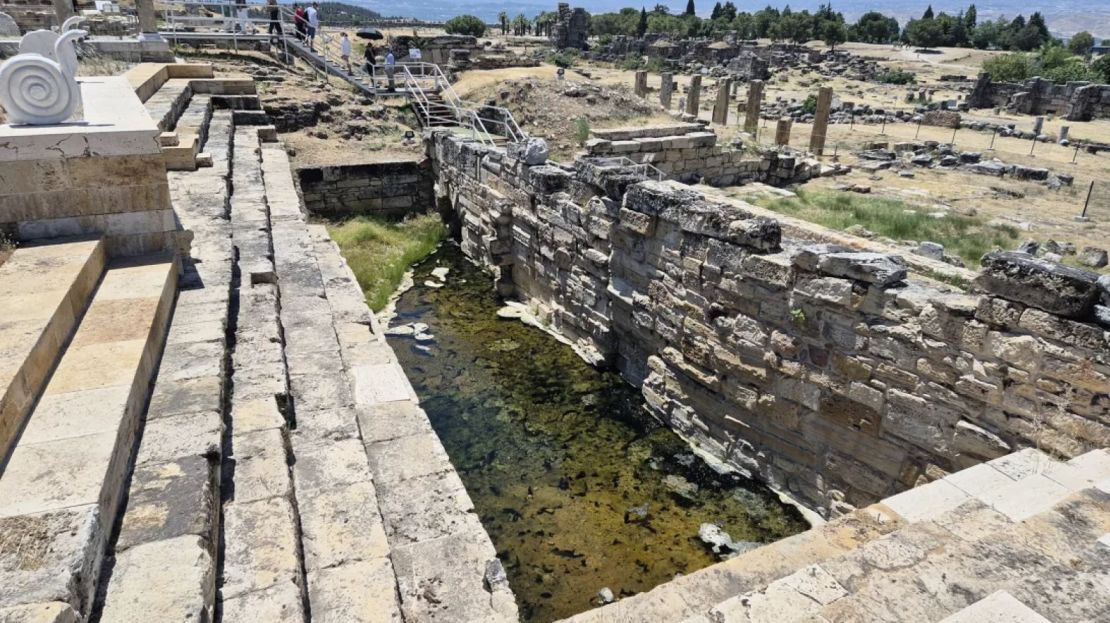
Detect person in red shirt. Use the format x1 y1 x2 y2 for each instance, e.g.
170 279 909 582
293 4 307 42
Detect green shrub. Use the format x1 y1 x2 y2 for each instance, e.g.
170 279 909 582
444 15 487 37
575 117 591 145
801 94 818 115
546 49 579 68
876 69 916 85
982 52 1035 83
616 53 645 70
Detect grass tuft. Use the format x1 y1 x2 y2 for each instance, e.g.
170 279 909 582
760 190 1020 265
327 213 446 311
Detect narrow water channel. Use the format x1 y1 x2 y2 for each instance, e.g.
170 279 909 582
386 243 808 623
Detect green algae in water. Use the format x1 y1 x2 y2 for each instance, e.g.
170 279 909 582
387 244 808 623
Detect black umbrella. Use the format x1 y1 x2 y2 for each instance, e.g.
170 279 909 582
356 27 384 40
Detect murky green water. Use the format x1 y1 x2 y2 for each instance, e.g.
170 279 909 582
386 244 808 623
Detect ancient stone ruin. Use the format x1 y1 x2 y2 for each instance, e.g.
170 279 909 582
968 72 1110 121
550 3 589 51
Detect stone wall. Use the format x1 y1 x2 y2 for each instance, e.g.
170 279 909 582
296 159 434 219
585 123 819 187
968 73 1110 121
427 130 1110 518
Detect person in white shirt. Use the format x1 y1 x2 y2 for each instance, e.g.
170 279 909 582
306 3 320 51
385 49 396 91
340 32 352 73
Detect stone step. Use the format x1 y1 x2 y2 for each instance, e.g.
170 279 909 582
0 255 178 616
696 449 1110 623
0 237 106 463
96 108 237 623
163 134 201 172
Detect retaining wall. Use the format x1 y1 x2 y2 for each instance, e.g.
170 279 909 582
427 129 1110 517
296 159 434 219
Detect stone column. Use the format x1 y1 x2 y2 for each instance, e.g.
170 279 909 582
743 79 763 134
52 0 74 23
712 78 731 125
809 86 833 156
775 118 793 146
1032 115 1045 135
136 0 163 41
1059 125 1070 143
634 71 648 98
685 75 702 118
660 73 674 109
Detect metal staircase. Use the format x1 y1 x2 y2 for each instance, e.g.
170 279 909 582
158 1 526 148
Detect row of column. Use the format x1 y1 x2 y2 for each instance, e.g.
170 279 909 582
634 71 835 155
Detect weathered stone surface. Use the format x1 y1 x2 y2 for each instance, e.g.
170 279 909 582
0 506 99 612
220 497 301 600
977 251 1100 318
816 252 907 286
219 580 304 623
98 536 213 623
116 455 215 552
298 481 390 571
307 560 403 623
507 137 549 166
0 602 77 623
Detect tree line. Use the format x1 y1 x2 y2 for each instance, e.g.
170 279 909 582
588 2 1073 53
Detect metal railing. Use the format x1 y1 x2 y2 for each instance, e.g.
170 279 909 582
587 156 667 181
155 1 527 147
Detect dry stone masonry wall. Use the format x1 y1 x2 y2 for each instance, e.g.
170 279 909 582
428 130 1110 517
296 160 434 219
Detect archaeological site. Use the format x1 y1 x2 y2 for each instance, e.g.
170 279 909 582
0 1 1108 622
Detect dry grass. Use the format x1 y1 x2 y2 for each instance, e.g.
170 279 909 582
0 232 15 269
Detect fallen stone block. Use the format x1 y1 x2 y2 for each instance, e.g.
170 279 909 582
816 252 907 286
977 251 1100 319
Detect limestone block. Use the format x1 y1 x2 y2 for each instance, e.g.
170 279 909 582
220 581 304 623
116 455 216 552
939 590 1052 623
374 469 485 545
977 251 1100 319
225 428 291 505
0 506 100 611
356 400 435 445
816 252 907 286
220 497 301 600
307 559 403 623
135 410 222 466
291 438 373 495
298 481 389 571
0 602 77 623
99 535 213 623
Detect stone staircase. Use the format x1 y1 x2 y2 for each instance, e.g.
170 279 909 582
562 448 1110 623
88 64 514 623
0 248 178 619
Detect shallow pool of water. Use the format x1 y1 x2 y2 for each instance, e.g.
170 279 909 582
386 243 808 622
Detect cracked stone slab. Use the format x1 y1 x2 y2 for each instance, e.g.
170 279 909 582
307 559 403 623
99 535 213 623
938 590 1051 623
363 432 454 486
298 480 389 572
291 437 373 496
374 469 485 545
0 505 100 611
355 401 434 445
0 602 77 623
220 496 300 600
220 580 304 623
224 428 291 505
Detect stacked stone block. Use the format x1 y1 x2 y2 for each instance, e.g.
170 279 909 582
586 123 818 187
296 160 434 219
429 130 1110 518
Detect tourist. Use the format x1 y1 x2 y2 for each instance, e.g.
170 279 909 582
306 2 320 51
267 0 282 36
340 32 352 74
385 48 396 92
293 4 306 42
363 43 377 85
234 0 251 34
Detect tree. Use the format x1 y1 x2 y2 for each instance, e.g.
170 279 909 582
513 13 528 36
498 11 508 35
822 20 847 50
638 6 648 37
721 1 737 21
1092 53 1110 82
905 17 944 49
982 51 1034 82
923 5 934 19
711 2 722 20
685 0 696 17
964 4 977 31
444 14 486 37
1068 31 1095 57
852 11 900 44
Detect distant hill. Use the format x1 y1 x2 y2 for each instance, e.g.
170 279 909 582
338 0 1109 39
316 2 384 25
